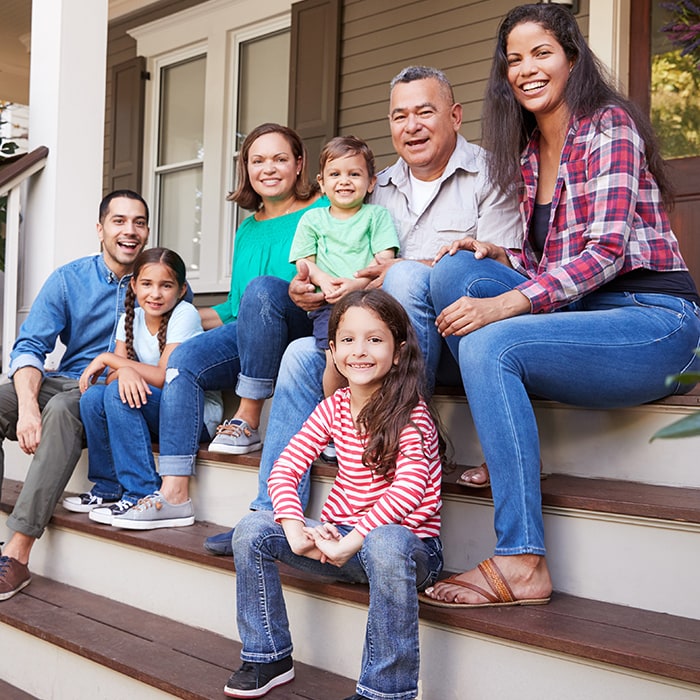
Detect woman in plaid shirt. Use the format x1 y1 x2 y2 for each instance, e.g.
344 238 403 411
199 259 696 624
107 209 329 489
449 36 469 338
422 3 700 609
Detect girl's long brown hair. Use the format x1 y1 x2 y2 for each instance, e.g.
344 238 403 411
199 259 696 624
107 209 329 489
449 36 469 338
124 247 186 361
328 289 446 476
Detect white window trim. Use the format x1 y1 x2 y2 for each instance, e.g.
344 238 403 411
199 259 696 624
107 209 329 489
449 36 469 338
142 42 207 281
129 0 292 293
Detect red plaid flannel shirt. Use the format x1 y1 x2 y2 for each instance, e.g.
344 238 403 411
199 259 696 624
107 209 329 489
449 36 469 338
506 106 687 314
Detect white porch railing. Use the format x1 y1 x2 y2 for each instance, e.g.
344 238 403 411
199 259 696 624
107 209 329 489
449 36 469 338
0 146 49 372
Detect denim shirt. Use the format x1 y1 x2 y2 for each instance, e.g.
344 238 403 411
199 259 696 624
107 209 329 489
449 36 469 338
9 255 132 380
371 135 522 260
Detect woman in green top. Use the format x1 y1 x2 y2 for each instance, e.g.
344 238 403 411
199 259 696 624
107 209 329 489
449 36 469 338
135 124 323 530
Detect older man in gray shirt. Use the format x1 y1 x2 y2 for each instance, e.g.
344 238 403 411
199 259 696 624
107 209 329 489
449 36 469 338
203 65 521 554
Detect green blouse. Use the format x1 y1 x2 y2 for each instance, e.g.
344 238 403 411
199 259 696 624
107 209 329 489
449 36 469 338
212 196 327 324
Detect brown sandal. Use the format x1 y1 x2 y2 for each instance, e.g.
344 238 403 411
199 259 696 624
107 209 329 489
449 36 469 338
419 557 551 609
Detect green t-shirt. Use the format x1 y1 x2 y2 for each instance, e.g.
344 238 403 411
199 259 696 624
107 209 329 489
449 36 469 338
288 203 399 279
212 196 327 324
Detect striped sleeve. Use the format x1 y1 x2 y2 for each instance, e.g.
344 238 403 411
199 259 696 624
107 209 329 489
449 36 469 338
268 396 335 522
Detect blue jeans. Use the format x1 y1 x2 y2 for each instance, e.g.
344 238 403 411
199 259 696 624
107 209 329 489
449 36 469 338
80 382 162 503
383 261 442 393
233 511 443 700
249 336 323 510
158 276 312 476
430 251 700 555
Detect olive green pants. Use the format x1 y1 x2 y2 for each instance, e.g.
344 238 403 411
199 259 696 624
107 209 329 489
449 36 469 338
0 376 83 539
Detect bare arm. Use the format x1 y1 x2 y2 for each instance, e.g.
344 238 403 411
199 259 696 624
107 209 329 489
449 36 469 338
13 366 44 455
199 307 224 330
289 259 326 311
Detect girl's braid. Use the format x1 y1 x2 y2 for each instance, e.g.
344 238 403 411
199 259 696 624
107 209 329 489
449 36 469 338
124 283 138 360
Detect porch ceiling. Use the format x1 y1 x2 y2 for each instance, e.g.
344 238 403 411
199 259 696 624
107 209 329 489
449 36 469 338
0 0 162 104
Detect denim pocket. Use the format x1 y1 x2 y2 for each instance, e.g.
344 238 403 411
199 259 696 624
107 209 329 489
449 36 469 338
628 292 689 320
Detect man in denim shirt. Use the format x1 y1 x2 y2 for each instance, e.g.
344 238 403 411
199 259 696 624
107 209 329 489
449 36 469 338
0 190 149 600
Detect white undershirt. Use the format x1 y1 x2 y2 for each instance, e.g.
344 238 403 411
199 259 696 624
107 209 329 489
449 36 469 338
408 171 439 215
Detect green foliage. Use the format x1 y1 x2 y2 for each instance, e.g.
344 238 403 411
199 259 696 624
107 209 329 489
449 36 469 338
651 49 700 158
650 350 700 440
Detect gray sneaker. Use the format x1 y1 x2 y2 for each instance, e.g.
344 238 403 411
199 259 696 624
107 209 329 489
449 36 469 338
209 418 262 454
110 492 195 530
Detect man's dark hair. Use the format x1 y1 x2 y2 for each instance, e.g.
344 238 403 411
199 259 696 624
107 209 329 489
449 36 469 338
99 190 149 224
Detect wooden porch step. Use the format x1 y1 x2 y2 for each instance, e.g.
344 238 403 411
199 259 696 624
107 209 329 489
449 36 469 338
0 679 37 699
434 382 700 407
191 450 700 525
2 478 699 688
0 575 356 700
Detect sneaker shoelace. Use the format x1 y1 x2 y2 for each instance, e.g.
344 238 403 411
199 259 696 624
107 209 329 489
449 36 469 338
133 493 163 512
215 420 251 438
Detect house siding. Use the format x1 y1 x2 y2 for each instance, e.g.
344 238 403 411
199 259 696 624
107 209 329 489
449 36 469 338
338 0 589 170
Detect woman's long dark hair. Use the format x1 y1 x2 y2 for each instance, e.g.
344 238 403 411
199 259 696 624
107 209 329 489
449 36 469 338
227 123 319 211
328 289 446 476
124 247 186 361
482 3 673 208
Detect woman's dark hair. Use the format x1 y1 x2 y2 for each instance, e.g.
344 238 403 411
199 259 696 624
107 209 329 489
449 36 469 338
124 247 186 361
328 289 446 476
482 3 673 207
227 123 319 211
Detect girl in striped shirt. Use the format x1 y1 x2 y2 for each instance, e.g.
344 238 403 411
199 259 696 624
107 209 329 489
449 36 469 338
225 289 444 700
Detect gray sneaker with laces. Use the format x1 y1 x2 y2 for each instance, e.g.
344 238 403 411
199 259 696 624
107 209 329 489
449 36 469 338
209 418 262 454
110 492 195 530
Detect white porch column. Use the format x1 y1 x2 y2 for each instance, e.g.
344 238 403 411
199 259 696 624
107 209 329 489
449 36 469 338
588 0 631 93
22 0 108 314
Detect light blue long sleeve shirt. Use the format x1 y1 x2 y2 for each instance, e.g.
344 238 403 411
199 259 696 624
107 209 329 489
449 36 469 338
9 254 132 379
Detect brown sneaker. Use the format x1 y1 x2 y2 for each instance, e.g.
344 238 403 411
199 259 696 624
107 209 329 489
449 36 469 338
0 556 31 600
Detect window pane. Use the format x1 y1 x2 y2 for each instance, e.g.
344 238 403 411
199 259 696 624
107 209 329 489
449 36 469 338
237 30 290 149
650 5 700 159
158 167 203 272
159 56 206 165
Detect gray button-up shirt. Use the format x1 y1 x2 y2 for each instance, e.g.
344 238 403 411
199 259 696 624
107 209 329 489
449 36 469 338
370 135 522 260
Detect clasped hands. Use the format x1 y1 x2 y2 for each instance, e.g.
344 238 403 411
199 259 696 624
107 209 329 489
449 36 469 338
284 520 361 568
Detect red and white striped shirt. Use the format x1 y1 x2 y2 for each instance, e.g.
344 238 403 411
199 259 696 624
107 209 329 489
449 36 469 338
269 387 442 538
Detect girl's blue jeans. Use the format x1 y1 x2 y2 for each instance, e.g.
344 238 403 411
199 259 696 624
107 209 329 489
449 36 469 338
157 276 312 477
430 251 700 555
233 511 443 700
79 382 162 503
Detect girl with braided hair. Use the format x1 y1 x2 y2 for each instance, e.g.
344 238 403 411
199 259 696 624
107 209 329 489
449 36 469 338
71 247 221 526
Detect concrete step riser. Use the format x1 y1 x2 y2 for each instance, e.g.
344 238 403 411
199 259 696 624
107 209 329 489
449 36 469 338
434 397 700 488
